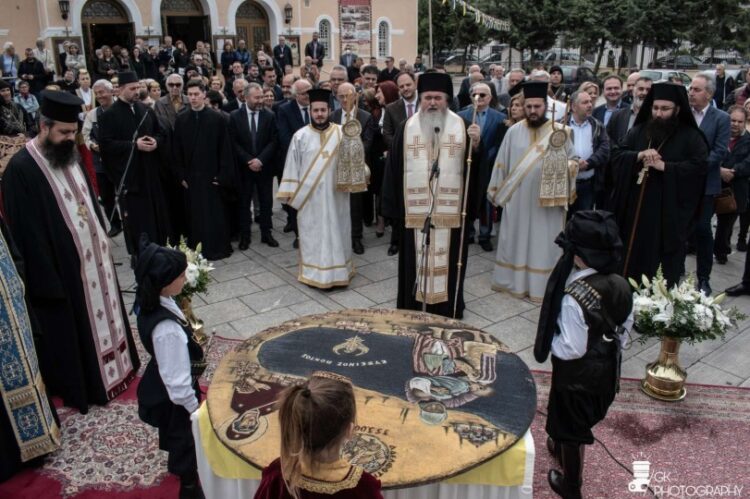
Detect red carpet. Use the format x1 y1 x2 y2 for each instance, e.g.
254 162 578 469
2 336 748 498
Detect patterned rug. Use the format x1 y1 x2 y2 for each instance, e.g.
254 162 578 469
1 336 748 498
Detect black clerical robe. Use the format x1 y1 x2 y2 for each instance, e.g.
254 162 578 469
98 99 172 254
173 107 235 260
609 123 708 284
1 150 140 413
381 122 480 319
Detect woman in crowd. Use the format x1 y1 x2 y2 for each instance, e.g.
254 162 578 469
96 45 120 81
131 46 146 79
117 47 131 71
64 43 86 76
220 42 236 80
148 79 162 101
263 88 275 112
173 41 190 72
368 80 400 237
579 81 599 104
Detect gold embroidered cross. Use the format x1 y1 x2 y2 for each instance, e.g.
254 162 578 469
408 136 426 159
77 202 89 221
441 135 463 157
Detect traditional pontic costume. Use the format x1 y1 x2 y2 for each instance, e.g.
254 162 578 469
381 72 480 318
2 91 139 413
535 211 633 499
487 81 577 302
134 237 205 498
278 89 354 289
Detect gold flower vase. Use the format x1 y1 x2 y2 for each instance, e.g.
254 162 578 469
178 296 208 347
641 336 687 401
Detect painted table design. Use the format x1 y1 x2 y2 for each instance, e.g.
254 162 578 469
207 309 537 488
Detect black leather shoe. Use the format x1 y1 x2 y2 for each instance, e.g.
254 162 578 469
293 238 299 249
283 222 293 233
697 279 712 296
715 254 728 265
479 240 493 252
387 244 398 256
107 226 122 238
261 233 279 247
726 283 750 296
353 239 365 255
738 239 748 252
239 235 250 250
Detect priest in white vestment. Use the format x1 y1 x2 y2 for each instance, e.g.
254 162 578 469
277 88 354 288
487 81 577 302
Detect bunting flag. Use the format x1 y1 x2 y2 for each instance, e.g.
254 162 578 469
436 0 511 31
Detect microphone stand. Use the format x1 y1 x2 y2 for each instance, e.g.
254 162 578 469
414 127 441 313
111 107 149 260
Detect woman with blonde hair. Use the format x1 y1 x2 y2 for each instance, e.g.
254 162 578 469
65 43 86 76
579 81 599 103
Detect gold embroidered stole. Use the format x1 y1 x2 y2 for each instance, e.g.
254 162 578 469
26 141 136 399
402 111 465 229
539 125 577 208
287 125 341 211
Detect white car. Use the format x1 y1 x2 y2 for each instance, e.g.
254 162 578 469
639 69 692 86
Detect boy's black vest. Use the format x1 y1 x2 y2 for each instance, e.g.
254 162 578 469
137 304 203 425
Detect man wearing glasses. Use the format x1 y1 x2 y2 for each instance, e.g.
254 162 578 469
609 82 708 286
154 74 188 129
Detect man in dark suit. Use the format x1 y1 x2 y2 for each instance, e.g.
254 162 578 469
340 45 357 69
688 73 730 295
224 61 247 97
261 65 284 101
304 32 325 68
273 36 293 74
606 75 653 146
332 82 377 254
592 75 627 126
276 78 313 247
228 82 279 249
458 82 506 251
222 78 248 113
378 56 399 83
382 71 419 255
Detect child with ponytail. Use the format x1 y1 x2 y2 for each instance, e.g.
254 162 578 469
254 371 383 499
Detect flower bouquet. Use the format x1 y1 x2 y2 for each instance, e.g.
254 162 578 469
171 237 214 346
629 268 744 401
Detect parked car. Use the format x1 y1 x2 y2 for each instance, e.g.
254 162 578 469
479 52 505 72
559 65 599 94
639 69 693 86
443 54 479 74
702 55 746 67
648 55 702 70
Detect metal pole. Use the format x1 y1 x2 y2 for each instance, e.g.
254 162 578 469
428 0 434 67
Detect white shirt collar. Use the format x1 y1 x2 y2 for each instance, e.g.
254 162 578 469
566 267 598 286
159 295 186 319
692 103 710 116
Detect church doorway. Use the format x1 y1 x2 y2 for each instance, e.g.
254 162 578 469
235 1 271 53
81 0 135 63
160 0 210 53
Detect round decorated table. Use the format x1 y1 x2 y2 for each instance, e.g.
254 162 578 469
193 309 538 498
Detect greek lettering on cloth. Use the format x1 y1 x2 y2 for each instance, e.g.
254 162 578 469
25 140 136 399
402 112 465 229
0 228 60 462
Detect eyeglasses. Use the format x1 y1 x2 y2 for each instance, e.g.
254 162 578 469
168 83 182 87
651 105 675 112
472 93 488 98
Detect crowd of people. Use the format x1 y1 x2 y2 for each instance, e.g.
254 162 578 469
1 32 748 499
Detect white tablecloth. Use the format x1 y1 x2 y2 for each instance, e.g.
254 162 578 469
191 412 535 499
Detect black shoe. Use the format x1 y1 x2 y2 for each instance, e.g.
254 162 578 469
261 233 279 247
239 235 250 251
697 279 712 296
686 245 696 255
548 443 583 499
283 222 294 233
738 239 748 252
726 282 750 296
107 226 122 238
293 238 299 249
353 239 365 254
716 254 728 265
479 240 493 252
547 436 561 465
387 244 398 256
179 471 205 499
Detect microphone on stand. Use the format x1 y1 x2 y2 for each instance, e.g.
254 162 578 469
430 126 441 181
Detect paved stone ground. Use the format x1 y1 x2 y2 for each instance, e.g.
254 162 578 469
113 202 750 388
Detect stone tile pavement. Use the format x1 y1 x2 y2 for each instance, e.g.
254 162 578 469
113 205 750 389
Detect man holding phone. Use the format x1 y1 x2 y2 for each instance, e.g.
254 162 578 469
99 71 172 257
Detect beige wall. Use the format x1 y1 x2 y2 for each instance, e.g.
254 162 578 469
0 0 417 75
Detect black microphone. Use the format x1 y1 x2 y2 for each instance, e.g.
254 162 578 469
430 127 441 181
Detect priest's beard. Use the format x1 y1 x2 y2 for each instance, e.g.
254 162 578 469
420 108 447 139
312 118 330 131
646 113 680 146
40 135 78 169
526 112 548 129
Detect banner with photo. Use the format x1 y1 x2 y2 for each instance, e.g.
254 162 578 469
339 0 372 58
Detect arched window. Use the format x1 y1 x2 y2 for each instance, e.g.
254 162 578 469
378 20 390 58
318 19 331 60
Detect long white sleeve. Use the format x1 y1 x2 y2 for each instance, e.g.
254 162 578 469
82 108 96 150
152 319 200 413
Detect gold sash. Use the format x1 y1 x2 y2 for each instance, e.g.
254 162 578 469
403 111 465 229
287 125 341 211
493 123 555 206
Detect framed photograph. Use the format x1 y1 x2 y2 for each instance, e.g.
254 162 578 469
285 35 301 67
339 0 372 58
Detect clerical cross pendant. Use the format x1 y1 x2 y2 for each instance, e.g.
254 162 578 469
77 202 89 221
441 135 463 157
408 136 426 159
636 165 648 185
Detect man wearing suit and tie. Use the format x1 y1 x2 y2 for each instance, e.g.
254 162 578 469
688 73 730 295
458 82 506 252
382 71 419 255
304 32 325 68
593 75 628 126
228 82 279 250
276 78 313 248
332 82 377 255
273 36 293 74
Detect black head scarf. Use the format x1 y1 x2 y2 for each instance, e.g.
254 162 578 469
134 234 187 312
534 211 623 363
